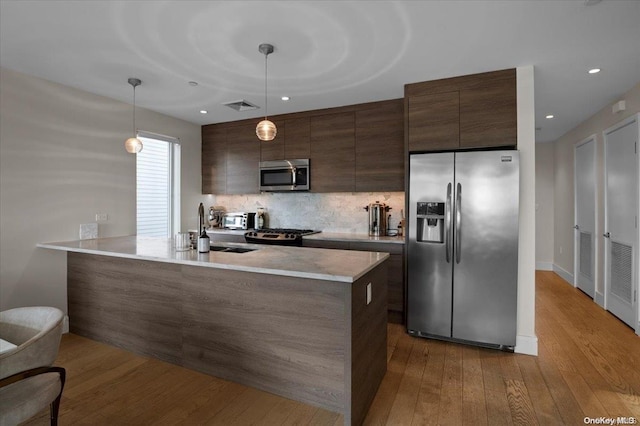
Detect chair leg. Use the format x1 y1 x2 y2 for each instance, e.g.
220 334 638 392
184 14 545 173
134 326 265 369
50 394 62 426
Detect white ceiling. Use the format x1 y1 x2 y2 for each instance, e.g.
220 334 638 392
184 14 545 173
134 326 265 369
1 0 639 143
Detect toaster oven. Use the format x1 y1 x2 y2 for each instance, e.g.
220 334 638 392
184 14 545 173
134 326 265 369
222 212 256 230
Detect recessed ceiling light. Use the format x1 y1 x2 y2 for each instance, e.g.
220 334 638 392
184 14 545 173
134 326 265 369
200 110 208 114
546 114 554 119
281 96 290 101
588 68 601 74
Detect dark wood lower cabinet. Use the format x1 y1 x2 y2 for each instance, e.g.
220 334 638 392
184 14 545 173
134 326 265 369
303 239 405 324
67 252 387 426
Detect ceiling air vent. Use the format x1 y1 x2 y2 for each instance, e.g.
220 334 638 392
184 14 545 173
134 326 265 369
223 99 259 112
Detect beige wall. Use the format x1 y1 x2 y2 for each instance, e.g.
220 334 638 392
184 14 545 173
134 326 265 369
0 68 202 313
535 142 555 268
553 82 640 301
515 66 537 355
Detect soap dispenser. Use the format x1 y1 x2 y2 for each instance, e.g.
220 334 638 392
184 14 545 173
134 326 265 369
197 230 210 253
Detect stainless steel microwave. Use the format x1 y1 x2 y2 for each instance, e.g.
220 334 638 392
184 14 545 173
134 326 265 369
259 159 310 192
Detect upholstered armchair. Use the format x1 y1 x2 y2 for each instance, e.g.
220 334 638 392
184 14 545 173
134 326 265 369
0 307 66 426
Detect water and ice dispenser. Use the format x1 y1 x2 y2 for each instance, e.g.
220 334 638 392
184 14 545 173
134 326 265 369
416 202 445 243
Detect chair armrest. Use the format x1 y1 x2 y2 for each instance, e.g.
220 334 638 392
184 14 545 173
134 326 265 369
0 366 66 389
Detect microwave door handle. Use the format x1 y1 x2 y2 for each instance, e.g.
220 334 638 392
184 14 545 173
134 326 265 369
292 167 297 187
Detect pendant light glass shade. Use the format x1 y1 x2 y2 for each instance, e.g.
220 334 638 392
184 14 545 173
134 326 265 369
125 78 143 153
256 43 276 142
125 137 143 153
256 119 277 141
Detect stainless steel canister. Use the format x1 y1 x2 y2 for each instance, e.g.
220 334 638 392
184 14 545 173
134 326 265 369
364 201 391 236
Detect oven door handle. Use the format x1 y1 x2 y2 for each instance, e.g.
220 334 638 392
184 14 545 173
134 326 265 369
292 167 297 187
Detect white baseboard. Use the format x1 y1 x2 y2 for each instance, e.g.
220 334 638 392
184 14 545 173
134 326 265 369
552 264 574 286
595 291 605 308
63 315 69 334
515 334 538 356
536 262 553 271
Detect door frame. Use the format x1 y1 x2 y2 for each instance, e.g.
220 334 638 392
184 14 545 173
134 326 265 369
574 135 598 301
603 113 640 336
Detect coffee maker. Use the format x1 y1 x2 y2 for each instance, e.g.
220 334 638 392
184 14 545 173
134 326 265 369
364 201 391 236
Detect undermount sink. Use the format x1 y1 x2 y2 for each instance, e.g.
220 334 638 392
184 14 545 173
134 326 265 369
209 245 255 254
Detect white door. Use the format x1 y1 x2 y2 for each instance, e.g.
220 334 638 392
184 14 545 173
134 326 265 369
574 136 596 298
604 115 638 330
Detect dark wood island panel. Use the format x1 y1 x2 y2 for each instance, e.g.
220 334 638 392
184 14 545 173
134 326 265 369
67 252 388 425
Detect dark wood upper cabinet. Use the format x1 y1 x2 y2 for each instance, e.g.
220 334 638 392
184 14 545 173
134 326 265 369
284 117 311 159
459 72 517 148
407 91 459 152
310 112 355 192
225 123 260 194
260 117 310 162
405 68 516 152
355 99 404 192
201 125 226 194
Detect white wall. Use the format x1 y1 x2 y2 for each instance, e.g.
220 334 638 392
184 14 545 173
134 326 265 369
0 67 202 313
535 142 555 270
515 66 537 355
553 82 640 298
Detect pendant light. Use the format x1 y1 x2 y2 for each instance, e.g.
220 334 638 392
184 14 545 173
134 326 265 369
124 77 143 153
256 43 277 141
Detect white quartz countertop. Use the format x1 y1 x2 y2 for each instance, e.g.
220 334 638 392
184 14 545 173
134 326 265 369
202 228 404 244
303 232 405 244
38 236 389 283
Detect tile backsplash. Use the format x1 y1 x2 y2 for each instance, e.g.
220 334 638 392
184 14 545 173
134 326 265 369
213 192 405 233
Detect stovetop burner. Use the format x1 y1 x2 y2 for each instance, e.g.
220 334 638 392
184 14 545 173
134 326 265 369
258 228 319 236
244 228 320 246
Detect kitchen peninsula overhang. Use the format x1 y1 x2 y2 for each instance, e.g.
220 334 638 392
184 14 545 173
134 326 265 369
38 235 387 283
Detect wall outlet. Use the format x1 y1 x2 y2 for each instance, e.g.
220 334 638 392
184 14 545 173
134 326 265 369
95 213 108 221
559 246 563 254
366 283 372 305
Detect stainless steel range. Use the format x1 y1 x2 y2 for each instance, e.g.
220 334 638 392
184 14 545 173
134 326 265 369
244 228 320 246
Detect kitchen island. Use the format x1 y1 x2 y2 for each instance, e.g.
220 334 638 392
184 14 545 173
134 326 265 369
38 236 389 426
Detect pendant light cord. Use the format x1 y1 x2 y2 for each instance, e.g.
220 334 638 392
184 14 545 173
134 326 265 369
132 85 136 137
264 52 268 120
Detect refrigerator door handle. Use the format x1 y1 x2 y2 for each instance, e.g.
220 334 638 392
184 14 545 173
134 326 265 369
445 183 452 263
455 183 462 264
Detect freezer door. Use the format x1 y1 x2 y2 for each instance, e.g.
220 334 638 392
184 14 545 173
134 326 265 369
452 151 519 347
407 152 455 337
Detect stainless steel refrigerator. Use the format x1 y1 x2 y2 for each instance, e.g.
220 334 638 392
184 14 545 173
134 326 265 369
407 151 519 350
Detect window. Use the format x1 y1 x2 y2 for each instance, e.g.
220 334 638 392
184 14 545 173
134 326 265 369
136 131 181 237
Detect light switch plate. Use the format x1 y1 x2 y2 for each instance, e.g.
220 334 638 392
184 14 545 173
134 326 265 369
366 283 372 305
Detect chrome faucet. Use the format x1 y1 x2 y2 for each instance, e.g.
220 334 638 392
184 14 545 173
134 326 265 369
198 202 205 235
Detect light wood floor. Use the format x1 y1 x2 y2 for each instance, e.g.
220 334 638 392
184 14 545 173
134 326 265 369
24 271 640 425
